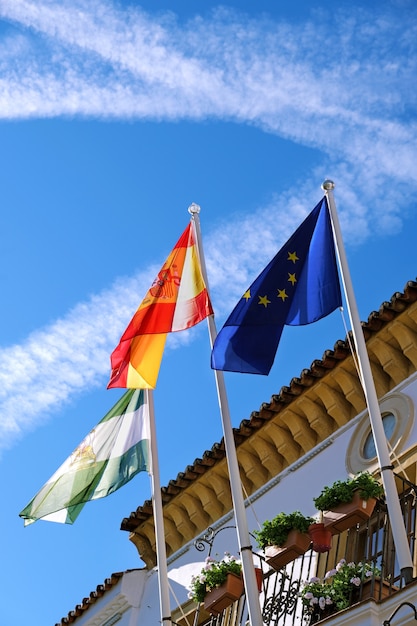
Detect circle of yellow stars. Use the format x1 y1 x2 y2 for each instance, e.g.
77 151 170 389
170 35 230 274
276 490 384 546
242 250 299 308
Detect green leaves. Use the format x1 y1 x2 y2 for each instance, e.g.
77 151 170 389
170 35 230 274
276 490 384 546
301 559 381 616
313 472 384 511
254 511 315 549
188 553 242 603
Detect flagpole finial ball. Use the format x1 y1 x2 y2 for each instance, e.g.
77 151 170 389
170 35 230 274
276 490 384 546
188 203 201 215
322 180 335 191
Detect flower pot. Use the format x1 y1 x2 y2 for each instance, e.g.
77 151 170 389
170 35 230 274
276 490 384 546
204 572 244 615
254 567 263 592
359 577 399 601
308 523 332 553
323 490 377 534
265 529 311 570
309 605 336 624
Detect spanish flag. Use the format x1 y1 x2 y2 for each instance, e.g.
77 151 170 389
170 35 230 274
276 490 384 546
108 221 213 389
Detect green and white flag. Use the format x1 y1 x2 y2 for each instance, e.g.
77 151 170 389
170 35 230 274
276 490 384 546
20 389 150 525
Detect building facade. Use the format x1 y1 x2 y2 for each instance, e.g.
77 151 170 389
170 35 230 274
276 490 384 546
57 279 417 626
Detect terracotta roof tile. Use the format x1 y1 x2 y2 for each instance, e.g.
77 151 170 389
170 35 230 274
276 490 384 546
56 572 125 625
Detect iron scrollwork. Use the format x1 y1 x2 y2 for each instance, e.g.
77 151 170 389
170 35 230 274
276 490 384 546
194 525 237 556
262 573 301 624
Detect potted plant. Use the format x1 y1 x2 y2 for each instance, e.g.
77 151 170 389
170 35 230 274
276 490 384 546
254 511 315 570
188 553 261 616
301 558 382 622
307 521 333 553
313 472 384 534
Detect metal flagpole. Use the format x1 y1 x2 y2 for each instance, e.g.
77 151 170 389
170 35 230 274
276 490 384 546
322 180 414 583
146 388 172 625
189 204 264 626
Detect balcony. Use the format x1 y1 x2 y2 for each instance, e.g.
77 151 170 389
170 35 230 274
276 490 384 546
173 479 417 626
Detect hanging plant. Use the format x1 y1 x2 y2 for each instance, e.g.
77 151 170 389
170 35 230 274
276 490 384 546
301 558 381 620
313 472 384 512
254 511 315 549
188 553 242 604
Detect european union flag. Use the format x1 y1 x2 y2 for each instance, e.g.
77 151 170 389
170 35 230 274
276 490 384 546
211 197 342 375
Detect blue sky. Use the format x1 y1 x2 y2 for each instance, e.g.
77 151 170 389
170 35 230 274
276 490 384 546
0 0 416 624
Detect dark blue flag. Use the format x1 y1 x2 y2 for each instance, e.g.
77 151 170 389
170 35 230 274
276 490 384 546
211 197 342 375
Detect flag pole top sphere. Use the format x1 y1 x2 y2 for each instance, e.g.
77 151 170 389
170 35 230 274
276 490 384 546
322 179 335 191
188 203 201 215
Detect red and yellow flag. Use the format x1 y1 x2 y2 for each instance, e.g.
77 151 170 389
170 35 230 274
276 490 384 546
108 222 213 389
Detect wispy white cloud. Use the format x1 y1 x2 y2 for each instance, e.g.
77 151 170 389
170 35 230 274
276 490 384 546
0 0 415 451
0 4 416 140
0 270 149 447
0 1 415 217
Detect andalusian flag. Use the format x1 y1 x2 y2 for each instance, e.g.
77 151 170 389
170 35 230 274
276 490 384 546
20 390 150 525
108 221 213 389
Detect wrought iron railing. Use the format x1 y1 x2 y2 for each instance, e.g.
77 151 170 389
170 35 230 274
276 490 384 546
192 478 416 626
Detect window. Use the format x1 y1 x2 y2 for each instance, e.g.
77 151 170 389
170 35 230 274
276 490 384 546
363 413 396 459
346 393 413 475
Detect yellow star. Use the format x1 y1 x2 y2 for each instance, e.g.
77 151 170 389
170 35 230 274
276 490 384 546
278 289 288 301
288 272 297 285
243 289 251 301
258 295 271 307
287 251 299 263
